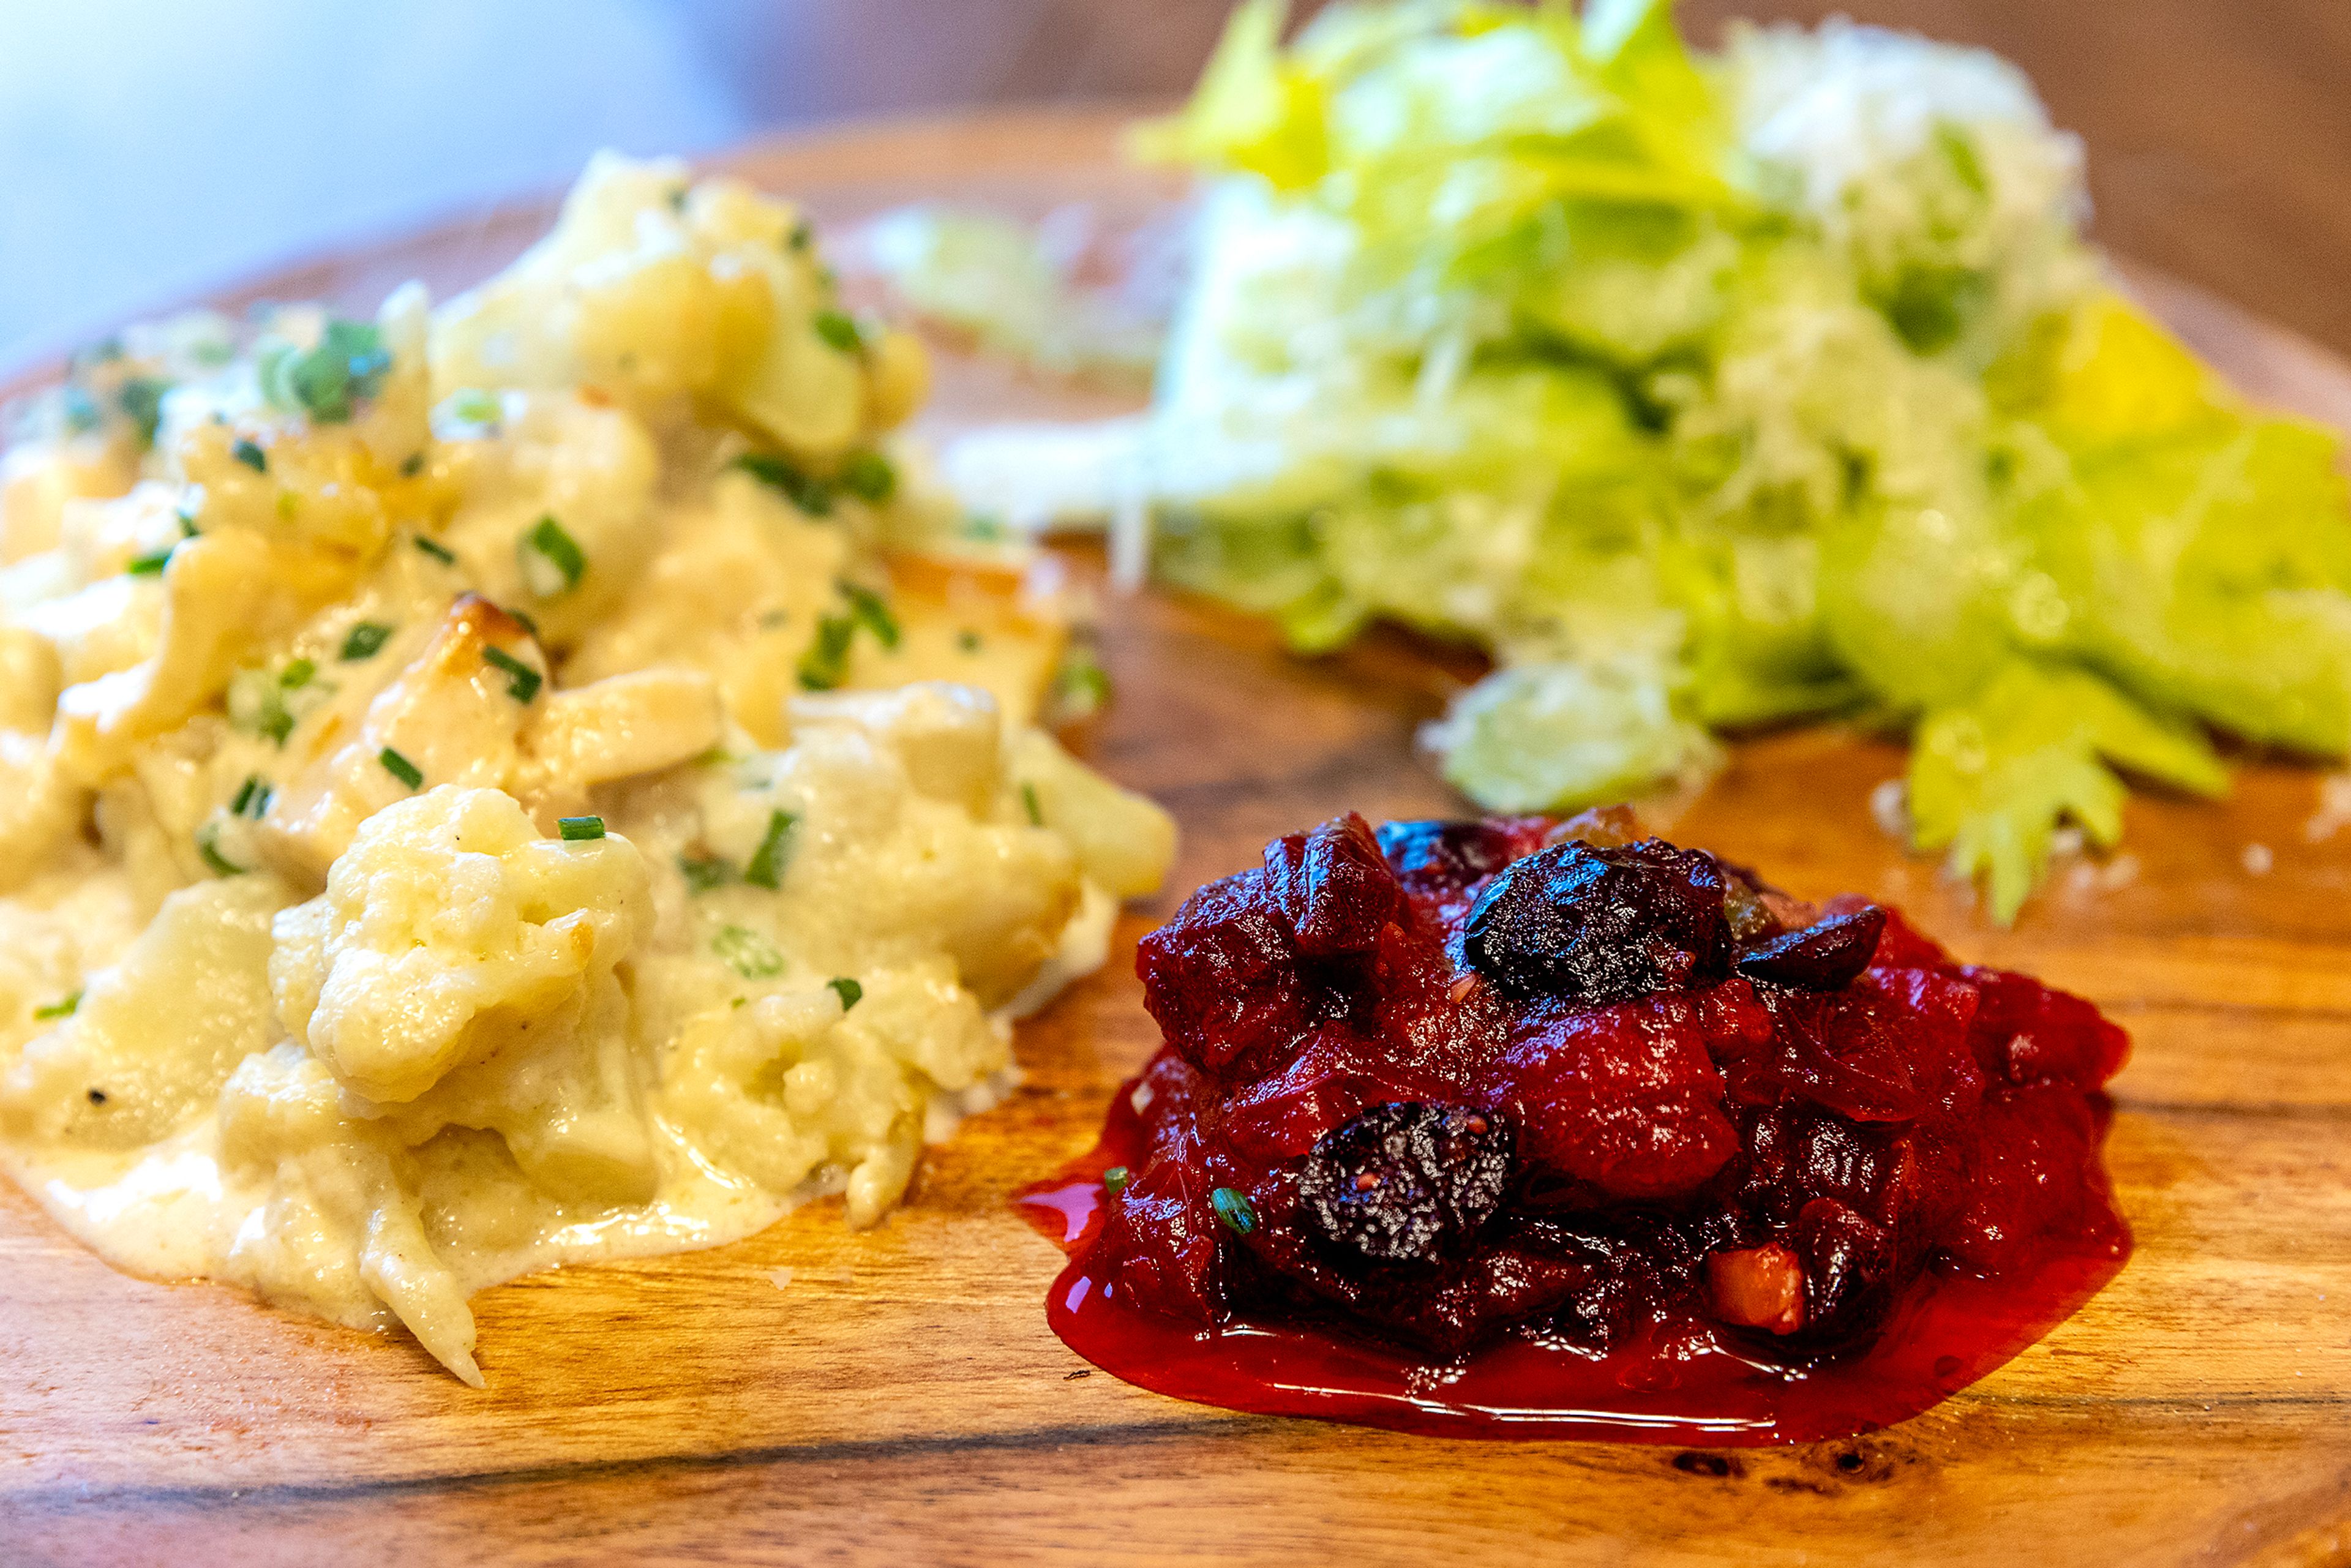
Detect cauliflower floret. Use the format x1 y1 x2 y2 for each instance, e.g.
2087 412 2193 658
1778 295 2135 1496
216 1043 484 1386
269 785 650 1106
760 684 1081 1006
0 439 140 565
0 877 284 1148
432 392 659 650
256 593 719 880
52 527 362 786
429 151 925 459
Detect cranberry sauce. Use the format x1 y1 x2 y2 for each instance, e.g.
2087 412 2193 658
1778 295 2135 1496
1019 809 2132 1444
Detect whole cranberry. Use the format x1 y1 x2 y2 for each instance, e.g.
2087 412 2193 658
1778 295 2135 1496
1461 839 1731 1005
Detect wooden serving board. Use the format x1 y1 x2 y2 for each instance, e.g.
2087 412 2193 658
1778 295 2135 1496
5 110 2350 1567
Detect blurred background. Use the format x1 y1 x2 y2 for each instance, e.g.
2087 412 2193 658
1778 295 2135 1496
4 0 2348 370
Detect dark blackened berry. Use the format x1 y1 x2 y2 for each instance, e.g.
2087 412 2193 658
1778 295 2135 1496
1791 1197 1895 1346
1299 1101 1513 1262
1736 906 1886 991
1461 839 1731 1004
1375 818 1516 896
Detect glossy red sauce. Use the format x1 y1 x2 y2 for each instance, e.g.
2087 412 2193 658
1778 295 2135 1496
1019 811 2131 1445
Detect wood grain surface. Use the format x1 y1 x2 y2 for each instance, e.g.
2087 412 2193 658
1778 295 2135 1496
4 111 2350 1568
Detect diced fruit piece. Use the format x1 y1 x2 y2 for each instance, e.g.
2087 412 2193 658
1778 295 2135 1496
1706 1243 1806 1335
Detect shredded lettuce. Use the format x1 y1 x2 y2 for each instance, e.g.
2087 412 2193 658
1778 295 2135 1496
963 0 2351 920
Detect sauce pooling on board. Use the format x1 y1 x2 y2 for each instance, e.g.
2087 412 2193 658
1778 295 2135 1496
1019 810 2130 1444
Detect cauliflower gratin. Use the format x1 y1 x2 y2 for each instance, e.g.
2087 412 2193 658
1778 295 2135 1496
0 154 1175 1385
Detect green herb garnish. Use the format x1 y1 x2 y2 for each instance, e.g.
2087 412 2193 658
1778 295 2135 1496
1021 782 1044 826
1211 1187 1258 1237
517 515 586 596
813 309 862 353
679 853 737 893
956 629 983 654
482 645 542 703
197 823 246 877
117 377 170 447
230 775 273 819
713 923 784 980
841 582 900 648
1103 1166 1130 1196
263 320 391 424
400 452 426 478
32 992 81 1022
378 747 423 790
795 613 856 691
838 450 896 505
735 452 834 517
340 621 394 661
124 548 173 577
557 816 606 841
1052 647 1112 717
744 809 797 890
448 388 502 427
231 438 268 473
279 658 316 690
413 534 456 565
827 977 863 1011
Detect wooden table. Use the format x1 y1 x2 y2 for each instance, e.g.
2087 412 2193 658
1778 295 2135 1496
4 111 2350 1567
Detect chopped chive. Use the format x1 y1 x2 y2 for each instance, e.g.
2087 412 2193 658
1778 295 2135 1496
1211 1187 1258 1237
518 514 586 596
33 991 81 1021
735 452 834 517
482 645 542 703
448 388 502 427
400 452 426 478
744 809 797 890
278 658 316 690
838 450 896 505
557 815 606 841
263 320 391 424
197 823 246 877
378 747 423 790
956 629 982 654
787 219 812 252
503 604 540 636
813 309 861 353
125 547 173 576
1052 648 1112 717
841 582 899 648
795 613 856 691
118 377 170 447
713 923 784 980
340 621 394 661
679 853 737 893
1103 1166 1130 1196
231 438 268 473
827 976 863 1011
176 509 200 538
414 534 456 565
230 775 274 819
1021 782 1044 827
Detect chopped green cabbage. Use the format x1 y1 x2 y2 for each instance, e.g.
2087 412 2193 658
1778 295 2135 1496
1097 0 2351 920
